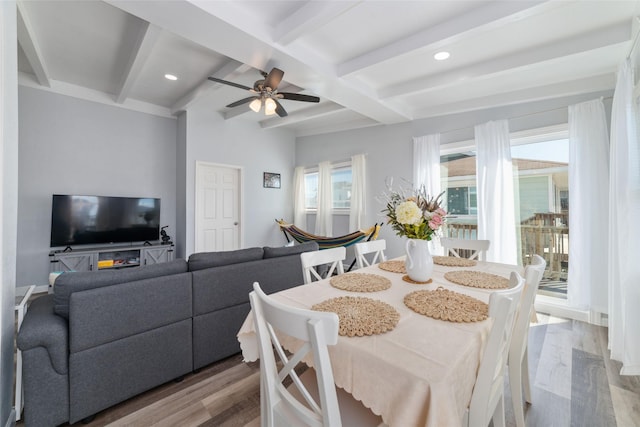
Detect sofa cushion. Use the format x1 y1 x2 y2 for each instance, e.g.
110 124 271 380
187 247 264 271
263 241 319 259
53 259 188 319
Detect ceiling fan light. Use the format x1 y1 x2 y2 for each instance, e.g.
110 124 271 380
249 98 262 113
264 97 277 115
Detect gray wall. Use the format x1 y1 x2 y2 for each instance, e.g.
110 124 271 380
296 90 613 260
17 87 178 287
183 100 296 256
1 1 19 424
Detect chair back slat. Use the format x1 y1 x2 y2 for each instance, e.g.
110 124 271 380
354 239 387 269
440 237 490 261
301 247 346 284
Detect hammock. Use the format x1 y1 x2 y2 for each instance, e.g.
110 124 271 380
276 219 381 250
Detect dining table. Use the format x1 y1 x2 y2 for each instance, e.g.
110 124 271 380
237 255 520 427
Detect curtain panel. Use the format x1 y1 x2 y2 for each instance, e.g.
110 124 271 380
413 134 441 197
316 161 333 236
607 59 640 375
293 166 306 229
349 154 366 231
474 119 518 265
568 99 609 313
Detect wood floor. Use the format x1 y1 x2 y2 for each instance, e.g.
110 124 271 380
16 313 640 427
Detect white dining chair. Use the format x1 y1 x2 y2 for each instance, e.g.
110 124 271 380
463 271 525 427
249 282 385 427
508 254 546 427
300 247 346 284
354 239 387 269
440 237 490 261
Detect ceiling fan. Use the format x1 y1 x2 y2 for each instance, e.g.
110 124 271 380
208 67 319 117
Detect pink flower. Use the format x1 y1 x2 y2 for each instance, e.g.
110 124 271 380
436 208 447 217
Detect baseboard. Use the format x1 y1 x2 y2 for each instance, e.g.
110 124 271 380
534 295 590 322
4 409 16 427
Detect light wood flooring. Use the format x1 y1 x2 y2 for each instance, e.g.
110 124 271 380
16 313 640 427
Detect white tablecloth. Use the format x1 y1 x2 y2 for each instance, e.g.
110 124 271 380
237 257 519 427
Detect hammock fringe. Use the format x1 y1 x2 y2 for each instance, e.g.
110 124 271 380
276 219 381 249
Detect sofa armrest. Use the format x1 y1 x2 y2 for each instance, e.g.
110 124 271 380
17 294 69 375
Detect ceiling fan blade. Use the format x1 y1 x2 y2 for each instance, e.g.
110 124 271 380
264 68 284 91
208 76 252 91
279 92 320 103
274 99 288 117
226 96 259 108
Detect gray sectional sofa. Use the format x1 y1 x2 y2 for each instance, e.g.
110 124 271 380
17 241 318 426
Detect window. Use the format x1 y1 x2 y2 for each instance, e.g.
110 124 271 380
304 163 352 210
439 125 570 300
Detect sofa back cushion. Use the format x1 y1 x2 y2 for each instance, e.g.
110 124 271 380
191 243 317 316
188 247 264 271
53 259 188 318
68 272 192 353
262 241 319 259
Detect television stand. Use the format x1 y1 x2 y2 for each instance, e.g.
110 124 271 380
49 243 175 273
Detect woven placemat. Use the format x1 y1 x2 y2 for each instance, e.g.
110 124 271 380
330 273 391 292
378 260 406 274
402 275 432 285
404 287 488 322
444 270 509 289
312 296 400 337
433 256 477 267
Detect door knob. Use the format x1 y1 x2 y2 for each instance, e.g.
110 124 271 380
234 222 238 226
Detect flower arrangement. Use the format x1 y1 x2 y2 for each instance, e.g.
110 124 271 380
381 182 447 241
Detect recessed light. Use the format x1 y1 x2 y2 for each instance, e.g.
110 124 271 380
434 51 450 61
164 74 178 81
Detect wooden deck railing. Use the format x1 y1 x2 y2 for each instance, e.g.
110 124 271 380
443 220 569 281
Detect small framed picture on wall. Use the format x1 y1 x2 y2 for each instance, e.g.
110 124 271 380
263 172 281 189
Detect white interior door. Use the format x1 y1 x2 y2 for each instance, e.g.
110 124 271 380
195 162 241 253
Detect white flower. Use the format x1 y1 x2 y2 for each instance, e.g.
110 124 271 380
396 201 423 225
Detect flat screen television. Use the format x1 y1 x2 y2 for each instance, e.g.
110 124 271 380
50 194 161 247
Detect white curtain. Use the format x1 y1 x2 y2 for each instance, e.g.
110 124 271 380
413 134 443 254
293 166 306 229
413 134 441 197
474 119 518 264
608 59 640 374
567 99 609 312
316 161 333 236
349 154 366 231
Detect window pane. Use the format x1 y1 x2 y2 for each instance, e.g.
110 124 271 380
304 173 318 209
440 152 478 241
512 138 569 299
332 168 352 209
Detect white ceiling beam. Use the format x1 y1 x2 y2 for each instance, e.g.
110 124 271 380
106 0 411 125
413 74 615 119
18 72 174 118
16 1 50 87
379 21 631 99
115 22 161 104
171 59 247 115
295 117 381 138
274 1 360 45
338 0 552 77
260 103 346 129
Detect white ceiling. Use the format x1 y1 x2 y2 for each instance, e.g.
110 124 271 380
16 0 640 137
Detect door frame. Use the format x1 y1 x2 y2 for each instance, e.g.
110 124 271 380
194 161 244 252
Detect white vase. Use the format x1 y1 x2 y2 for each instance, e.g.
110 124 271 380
405 239 433 282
